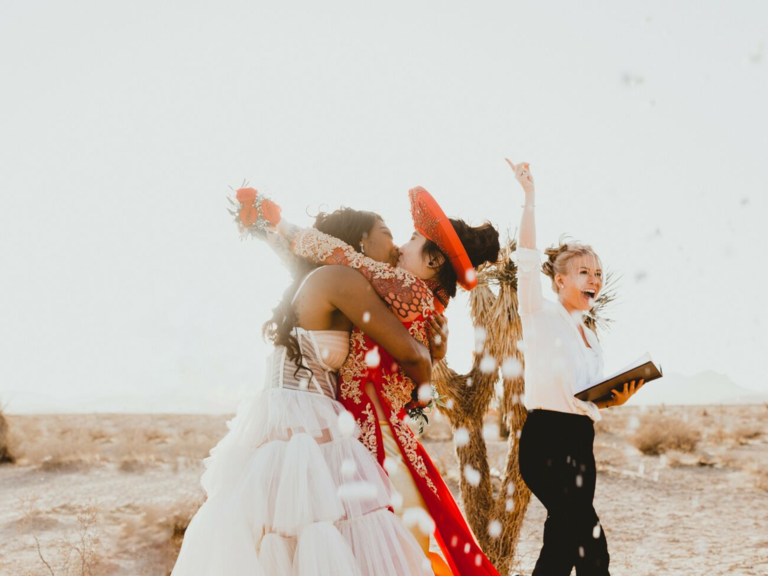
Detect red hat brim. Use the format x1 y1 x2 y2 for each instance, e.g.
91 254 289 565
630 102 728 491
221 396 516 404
409 186 477 291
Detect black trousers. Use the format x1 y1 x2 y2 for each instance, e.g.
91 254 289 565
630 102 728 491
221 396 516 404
519 409 610 576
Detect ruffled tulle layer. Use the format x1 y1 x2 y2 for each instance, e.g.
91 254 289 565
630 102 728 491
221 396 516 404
201 387 363 496
172 387 432 576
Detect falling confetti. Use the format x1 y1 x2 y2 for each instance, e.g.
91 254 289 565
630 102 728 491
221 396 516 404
506 498 515 512
592 523 602 539
579 546 585 558
365 347 381 368
501 357 523 379
479 355 497 374
487 519 502 538
402 507 435 535
463 465 481 486
454 427 470 447
338 411 357 437
338 481 378 503
621 73 646 86
474 327 487 354
383 456 399 475
340 458 357 480
298 378 309 391
362 311 371 323
391 491 404 512
576 474 583 488
482 423 500 441
417 384 433 403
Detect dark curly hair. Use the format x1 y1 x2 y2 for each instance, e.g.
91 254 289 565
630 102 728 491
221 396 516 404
421 219 501 303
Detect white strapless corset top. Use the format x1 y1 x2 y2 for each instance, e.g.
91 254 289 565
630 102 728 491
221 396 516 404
266 327 350 397
311 330 351 370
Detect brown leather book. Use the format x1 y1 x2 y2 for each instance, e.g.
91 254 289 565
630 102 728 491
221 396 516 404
575 353 663 403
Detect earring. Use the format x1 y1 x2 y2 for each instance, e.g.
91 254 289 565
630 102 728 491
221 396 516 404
359 242 365 255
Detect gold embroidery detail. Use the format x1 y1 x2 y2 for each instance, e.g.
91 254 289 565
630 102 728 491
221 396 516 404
339 330 366 404
382 372 413 414
389 413 438 496
360 404 378 460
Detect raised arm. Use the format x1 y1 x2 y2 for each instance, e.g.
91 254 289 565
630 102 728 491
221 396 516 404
290 227 433 323
507 159 544 315
323 267 433 386
232 190 434 323
505 159 536 249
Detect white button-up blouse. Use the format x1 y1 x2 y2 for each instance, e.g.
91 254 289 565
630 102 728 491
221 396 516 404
512 247 605 422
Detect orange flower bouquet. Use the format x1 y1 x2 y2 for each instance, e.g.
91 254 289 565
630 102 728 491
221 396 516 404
227 186 282 238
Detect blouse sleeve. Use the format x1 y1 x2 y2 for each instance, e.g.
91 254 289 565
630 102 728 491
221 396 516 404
291 227 434 322
511 247 545 315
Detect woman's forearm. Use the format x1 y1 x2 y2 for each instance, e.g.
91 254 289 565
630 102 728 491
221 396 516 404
276 218 301 242
519 190 537 249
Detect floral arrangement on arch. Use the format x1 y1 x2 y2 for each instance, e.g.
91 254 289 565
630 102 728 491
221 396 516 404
227 186 282 239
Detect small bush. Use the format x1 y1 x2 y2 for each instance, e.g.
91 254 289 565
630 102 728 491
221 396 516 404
121 496 203 573
0 406 16 464
633 416 701 456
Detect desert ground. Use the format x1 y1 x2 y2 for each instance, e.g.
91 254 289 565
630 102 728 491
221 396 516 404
1 405 767 576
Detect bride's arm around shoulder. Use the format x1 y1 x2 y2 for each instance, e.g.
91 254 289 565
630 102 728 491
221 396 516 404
316 266 433 387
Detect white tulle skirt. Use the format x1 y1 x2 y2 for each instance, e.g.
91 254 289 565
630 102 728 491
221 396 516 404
172 387 433 576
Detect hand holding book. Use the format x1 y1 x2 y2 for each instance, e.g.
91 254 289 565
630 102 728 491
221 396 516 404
597 379 645 409
575 353 662 405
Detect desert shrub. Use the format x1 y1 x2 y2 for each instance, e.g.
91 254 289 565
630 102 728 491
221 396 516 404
732 425 763 445
18 495 102 576
632 415 701 456
121 496 203 573
0 405 16 464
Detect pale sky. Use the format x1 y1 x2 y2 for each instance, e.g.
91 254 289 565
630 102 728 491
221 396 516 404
1 0 766 413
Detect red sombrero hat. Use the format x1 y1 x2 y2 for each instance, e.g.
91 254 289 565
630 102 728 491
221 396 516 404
409 186 477 290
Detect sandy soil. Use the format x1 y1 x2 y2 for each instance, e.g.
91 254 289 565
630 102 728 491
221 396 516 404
1 406 767 575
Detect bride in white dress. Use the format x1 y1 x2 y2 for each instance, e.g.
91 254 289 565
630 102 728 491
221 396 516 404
172 210 436 576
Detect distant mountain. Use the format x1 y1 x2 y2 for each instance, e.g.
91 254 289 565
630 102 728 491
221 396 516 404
630 370 768 406
4 370 767 414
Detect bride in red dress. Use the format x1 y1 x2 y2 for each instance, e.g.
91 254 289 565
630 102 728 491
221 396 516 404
253 186 502 575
